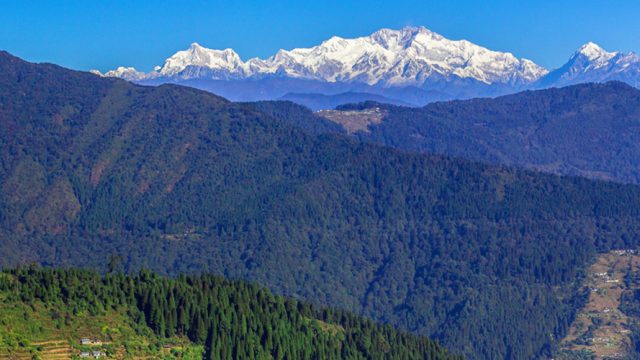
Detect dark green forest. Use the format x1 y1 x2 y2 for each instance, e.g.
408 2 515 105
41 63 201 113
246 100 344 135
2 51 640 359
326 82 640 184
0 267 457 359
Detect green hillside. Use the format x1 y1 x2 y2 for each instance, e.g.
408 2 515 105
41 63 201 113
326 82 640 184
0 268 457 359
3 52 640 358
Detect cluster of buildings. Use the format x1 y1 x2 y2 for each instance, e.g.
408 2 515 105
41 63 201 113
79 338 106 358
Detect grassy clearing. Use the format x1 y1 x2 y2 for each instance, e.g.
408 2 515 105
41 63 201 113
316 108 386 134
0 291 202 359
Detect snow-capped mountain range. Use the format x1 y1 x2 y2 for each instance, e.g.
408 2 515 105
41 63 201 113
96 26 640 106
100 27 546 85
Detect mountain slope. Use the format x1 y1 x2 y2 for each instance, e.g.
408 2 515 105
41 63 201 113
0 267 458 360
243 100 346 135
318 81 640 185
5 52 640 359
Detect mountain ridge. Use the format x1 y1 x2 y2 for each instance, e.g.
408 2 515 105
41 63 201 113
95 28 640 107
278 91 415 110
319 81 640 185
101 26 545 87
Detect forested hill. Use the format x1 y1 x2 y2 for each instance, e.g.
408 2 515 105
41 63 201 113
0 267 457 359
323 82 640 184
3 51 640 359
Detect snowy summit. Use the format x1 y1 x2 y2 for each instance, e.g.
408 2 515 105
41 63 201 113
99 27 640 102
536 42 640 88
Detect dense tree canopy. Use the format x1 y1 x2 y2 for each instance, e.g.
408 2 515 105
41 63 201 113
327 82 640 184
1 267 458 359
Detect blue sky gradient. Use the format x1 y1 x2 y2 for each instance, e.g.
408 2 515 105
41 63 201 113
1 0 638 72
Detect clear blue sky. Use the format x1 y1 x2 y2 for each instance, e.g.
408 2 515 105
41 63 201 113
1 0 638 72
